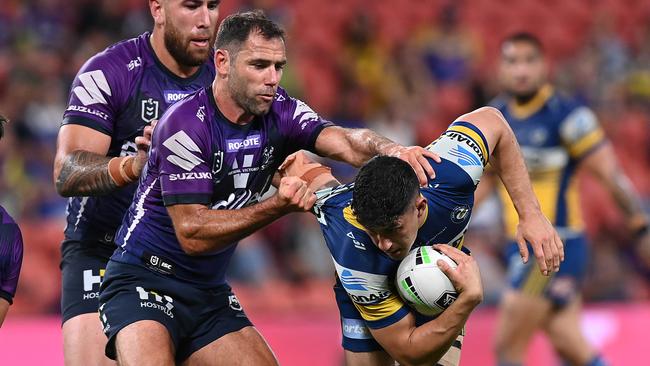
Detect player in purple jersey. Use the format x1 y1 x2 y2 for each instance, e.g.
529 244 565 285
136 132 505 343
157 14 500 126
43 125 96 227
52 1 220 364
99 10 439 365
0 115 24 327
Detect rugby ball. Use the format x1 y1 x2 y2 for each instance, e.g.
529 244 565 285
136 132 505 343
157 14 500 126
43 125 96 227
396 246 458 316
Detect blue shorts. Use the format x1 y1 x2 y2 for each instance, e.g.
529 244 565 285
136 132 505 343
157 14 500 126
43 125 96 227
98 260 252 362
60 239 115 323
505 235 589 307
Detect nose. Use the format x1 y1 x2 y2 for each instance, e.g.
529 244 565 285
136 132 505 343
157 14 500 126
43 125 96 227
196 3 211 28
377 236 394 252
266 67 280 87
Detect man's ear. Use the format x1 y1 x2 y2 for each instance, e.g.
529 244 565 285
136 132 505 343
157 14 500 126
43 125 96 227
149 0 164 27
215 49 230 77
415 195 427 218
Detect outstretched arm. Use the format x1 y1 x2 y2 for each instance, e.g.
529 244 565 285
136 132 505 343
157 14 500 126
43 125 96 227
579 143 650 265
458 107 563 275
314 126 440 186
167 176 316 255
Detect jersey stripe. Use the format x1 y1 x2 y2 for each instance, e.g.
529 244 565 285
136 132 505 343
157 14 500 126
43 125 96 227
447 124 489 164
567 128 605 158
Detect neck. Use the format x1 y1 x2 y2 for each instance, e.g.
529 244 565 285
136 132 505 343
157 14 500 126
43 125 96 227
513 90 539 105
212 80 254 125
150 29 199 78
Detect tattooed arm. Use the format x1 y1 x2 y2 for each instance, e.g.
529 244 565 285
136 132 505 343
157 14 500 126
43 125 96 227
53 125 116 197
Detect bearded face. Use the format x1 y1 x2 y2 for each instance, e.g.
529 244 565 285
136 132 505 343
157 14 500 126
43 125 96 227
164 16 216 67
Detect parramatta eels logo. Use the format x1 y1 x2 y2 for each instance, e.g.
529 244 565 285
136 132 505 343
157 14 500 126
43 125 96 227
340 270 368 291
451 205 470 223
449 145 482 166
141 98 159 123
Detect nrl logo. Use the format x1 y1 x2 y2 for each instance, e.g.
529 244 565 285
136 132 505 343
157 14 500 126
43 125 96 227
141 98 159 123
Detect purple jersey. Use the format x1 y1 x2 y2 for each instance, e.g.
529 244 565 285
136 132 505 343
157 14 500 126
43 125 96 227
113 87 332 287
61 32 215 244
0 206 23 304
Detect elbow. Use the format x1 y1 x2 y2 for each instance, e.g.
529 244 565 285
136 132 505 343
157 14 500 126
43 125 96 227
178 237 205 256
175 222 205 256
393 352 434 366
54 176 73 197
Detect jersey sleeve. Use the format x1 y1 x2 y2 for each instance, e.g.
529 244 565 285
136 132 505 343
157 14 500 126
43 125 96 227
334 262 411 329
559 106 606 160
425 121 489 187
275 89 334 152
0 223 24 304
156 101 214 206
62 50 130 135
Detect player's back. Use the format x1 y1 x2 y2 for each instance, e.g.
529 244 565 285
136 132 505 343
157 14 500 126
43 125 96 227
492 85 605 237
62 32 216 245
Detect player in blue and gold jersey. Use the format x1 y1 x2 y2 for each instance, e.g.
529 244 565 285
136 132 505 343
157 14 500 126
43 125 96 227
483 33 650 366
280 107 563 366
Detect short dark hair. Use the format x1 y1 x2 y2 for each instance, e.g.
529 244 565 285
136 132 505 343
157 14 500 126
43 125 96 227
214 10 286 53
352 156 420 232
0 114 6 141
501 32 544 55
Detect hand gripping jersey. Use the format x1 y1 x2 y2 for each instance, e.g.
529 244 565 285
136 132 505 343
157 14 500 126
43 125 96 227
61 32 215 244
0 206 23 304
113 87 332 287
314 122 488 329
492 85 606 239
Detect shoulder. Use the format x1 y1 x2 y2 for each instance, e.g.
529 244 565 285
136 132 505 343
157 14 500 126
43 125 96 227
270 87 321 123
155 89 211 143
79 33 149 75
488 94 509 111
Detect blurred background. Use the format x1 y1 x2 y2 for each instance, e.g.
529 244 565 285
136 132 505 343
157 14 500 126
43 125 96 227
1 0 650 364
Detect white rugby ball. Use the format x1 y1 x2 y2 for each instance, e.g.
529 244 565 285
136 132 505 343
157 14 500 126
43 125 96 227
396 246 458 316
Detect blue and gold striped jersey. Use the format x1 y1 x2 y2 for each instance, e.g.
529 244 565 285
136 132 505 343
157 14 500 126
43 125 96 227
492 85 606 238
314 122 489 329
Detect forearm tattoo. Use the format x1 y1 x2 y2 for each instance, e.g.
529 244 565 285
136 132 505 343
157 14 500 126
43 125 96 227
56 151 118 196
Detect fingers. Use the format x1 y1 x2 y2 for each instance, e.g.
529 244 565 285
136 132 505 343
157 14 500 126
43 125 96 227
555 232 565 262
530 239 549 276
278 152 298 171
421 148 442 163
437 259 459 284
516 236 529 264
416 153 436 181
433 244 465 264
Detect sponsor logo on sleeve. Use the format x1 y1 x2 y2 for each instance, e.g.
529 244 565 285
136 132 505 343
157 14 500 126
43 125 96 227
73 70 112 106
66 105 109 120
334 262 392 305
169 172 212 181
163 130 205 171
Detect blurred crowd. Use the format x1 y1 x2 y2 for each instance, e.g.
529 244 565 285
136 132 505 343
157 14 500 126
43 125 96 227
1 0 650 316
